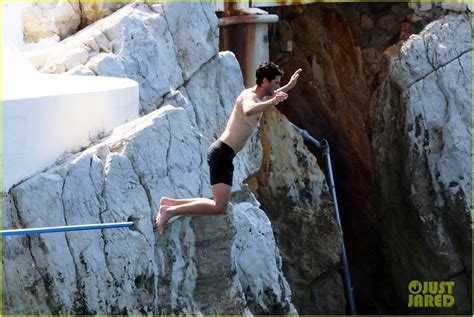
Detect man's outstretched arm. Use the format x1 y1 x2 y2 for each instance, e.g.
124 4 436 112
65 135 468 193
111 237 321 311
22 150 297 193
242 92 288 116
276 68 302 94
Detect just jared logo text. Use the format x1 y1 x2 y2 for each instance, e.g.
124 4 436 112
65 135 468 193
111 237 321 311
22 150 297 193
408 280 455 308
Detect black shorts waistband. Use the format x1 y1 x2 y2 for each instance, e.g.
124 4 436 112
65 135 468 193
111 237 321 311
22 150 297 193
209 140 236 158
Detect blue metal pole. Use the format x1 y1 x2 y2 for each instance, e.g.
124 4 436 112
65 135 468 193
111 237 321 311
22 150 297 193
1 222 134 237
290 122 357 315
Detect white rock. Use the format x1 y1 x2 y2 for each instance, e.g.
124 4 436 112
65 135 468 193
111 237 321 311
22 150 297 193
21 1 126 44
441 2 468 12
2 105 293 314
389 14 472 91
231 201 296 314
3 1 302 314
389 14 472 210
80 2 128 26
22 2 81 43
372 13 472 312
158 2 219 81
401 51 471 211
40 2 220 115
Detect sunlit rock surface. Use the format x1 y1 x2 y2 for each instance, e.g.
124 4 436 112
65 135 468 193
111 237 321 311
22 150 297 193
2 2 333 314
22 2 82 43
22 1 127 43
2 105 294 314
37 2 218 115
248 109 345 314
79 2 128 27
372 13 472 314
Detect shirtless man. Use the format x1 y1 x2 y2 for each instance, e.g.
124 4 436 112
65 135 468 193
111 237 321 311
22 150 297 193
155 62 302 234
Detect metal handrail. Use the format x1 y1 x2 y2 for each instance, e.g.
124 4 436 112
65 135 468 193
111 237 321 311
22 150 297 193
1 222 134 237
290 122 357 315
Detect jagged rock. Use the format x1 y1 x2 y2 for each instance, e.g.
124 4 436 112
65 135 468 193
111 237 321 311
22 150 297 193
248 109 345 314
409 1 471 13
21 1 127 43
2 195 53 314
3 105 294 314
22 2 82 43
389 13 471 91
6 1 378 314
361 14 374 30
408 2 433 12
4 2 300 312
79 2 127 27
39 2 218 115
230 186 297 314
372 13 472 314
267 3 384 312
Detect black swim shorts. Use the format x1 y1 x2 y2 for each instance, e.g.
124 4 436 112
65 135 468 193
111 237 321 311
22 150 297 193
207 140 236 186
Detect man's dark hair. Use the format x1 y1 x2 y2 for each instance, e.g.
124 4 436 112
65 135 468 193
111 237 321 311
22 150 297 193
255 61 283 86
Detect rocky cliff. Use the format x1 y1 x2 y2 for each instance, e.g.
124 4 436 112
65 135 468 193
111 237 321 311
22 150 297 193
22 2 127 43
3 2 340 314
267 2 471 314
5 1 471 314
372 13 472 314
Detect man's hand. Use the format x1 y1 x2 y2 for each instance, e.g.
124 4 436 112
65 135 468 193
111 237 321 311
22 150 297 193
272 91 288 105
276 68 302 94
289 68 302 85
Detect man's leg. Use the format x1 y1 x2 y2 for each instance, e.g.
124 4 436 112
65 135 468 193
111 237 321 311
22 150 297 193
155 183 232 234
160 197 210 207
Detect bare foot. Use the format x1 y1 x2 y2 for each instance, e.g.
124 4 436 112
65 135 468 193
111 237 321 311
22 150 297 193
155 205 173 235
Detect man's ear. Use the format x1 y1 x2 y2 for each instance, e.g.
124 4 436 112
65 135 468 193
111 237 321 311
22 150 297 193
261 78 269 86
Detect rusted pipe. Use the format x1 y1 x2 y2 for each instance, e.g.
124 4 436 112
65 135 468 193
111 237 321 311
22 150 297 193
218 14 279 26
218 12 279 87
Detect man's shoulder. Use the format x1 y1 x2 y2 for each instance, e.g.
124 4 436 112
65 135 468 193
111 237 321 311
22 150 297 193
240 87 254 95
239 87 258 100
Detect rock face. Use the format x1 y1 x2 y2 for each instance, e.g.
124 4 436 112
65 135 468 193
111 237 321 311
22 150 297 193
266 2 471 314
3 2 338 315
372 13 472 314
22 2 82 43
266 3 387 312
37 2 219 116
247 109 345 314
2 104 294 314
409 1 472 14
79 2 128 28
22 1 126 43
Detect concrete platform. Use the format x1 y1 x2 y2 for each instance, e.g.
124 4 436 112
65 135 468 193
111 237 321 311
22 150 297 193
3 40 139 191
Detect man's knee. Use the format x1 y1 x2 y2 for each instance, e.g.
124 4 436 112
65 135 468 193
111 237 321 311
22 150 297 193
215 202 229 215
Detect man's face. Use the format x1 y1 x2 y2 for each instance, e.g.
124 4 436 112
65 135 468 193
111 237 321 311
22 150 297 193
264 76 281 96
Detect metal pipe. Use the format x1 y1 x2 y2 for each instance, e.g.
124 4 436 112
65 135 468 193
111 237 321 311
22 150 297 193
1 222 134 237
218 14 279 26
290 122 357 315
218 10 279 88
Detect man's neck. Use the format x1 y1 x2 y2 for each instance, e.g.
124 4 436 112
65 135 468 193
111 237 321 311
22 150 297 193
252 85 267 101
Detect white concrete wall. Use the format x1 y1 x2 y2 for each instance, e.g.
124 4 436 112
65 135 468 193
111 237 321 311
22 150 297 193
2 9 139 191
3 73 138 190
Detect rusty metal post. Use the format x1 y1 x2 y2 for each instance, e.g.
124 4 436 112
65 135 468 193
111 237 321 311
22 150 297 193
218 8 278 88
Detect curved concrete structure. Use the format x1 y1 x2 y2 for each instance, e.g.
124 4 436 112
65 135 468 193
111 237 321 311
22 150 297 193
2 39 139 191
